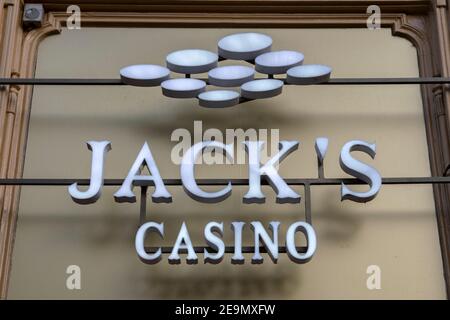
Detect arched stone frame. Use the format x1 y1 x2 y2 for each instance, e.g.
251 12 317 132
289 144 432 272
0 0 448 298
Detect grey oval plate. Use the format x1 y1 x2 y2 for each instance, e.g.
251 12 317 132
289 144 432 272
161 78 206 98
166 49 218 74
255 50 304 75
198 90 241 108
120 64 170 87
218 33 272 61
208 65 255 87
241 79 284 99
286 64 332 85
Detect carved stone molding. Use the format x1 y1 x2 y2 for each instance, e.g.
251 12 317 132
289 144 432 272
0 7 61 298
24 0 433 14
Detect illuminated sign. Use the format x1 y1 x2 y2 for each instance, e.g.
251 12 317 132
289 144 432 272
68 32 380 265
119 32 331 108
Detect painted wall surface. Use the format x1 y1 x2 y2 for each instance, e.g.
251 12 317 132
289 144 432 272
8 28 446 299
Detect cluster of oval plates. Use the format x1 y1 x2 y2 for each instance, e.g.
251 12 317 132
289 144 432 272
119 32 332 108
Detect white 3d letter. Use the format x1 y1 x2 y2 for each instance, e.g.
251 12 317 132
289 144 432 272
168 222 198 264
181 141 234 203
251 221 280 264
204 222 225 264
286 221 317 263
243 141 300 204
68 140 111 204
231 222 245 264
114 142 171 203
135 222 164 264
340 140 382 203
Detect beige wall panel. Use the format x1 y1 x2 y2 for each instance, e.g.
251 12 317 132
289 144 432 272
7 28 446 299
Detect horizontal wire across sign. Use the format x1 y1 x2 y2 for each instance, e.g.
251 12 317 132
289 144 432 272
144 246 307 254
0 176 449 186
0 77 450 85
